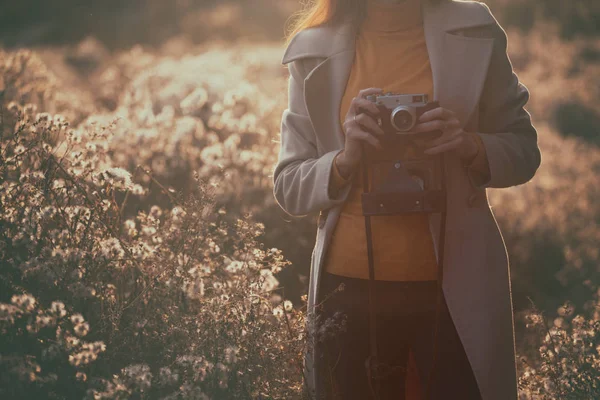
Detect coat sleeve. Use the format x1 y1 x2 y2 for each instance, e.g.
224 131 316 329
464 131 491 187
272 59 353 217
466 4 542 190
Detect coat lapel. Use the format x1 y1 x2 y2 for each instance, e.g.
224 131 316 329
419 0 496 265
304 48 355 151
301 20 357 152
422 0 495 126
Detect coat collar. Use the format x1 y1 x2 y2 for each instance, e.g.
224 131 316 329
281 0 497 152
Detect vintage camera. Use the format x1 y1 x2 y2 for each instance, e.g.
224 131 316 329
357 92 445 195
363 92 442 141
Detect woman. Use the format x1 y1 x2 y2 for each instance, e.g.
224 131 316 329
272 0 541 399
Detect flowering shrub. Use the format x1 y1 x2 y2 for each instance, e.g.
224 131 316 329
518 296 600 399
0 294 106 399
0 78 309 398
73 43 315 303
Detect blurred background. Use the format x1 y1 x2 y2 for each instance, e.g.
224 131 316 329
0 0 599 398
1 0 598 48
0 0 297 49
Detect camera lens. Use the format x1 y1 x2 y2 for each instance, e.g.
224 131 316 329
391 107 414 131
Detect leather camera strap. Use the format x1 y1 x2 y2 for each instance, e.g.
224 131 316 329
424 152 447 400
360 145 448 400
361 154 383 398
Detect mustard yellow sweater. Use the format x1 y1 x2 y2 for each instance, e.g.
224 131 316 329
323 0 490 281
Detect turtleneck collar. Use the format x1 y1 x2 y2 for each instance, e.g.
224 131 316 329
361 0 423 32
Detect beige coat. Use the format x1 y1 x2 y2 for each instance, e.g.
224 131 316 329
272 1 542 399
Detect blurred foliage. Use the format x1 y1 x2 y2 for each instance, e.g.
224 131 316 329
485 0 599 38
0 0 295 50
554 102 600 144
0 0 598 50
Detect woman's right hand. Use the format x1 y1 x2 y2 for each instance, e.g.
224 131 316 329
338 87 385 171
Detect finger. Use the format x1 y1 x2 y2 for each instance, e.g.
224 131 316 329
351 97 380 116
358 87 384 98
349 129 382 150
424 135 463 155
444 119 461 129
418 107 455 123
355 113 384 136
425 128 463 147
413 118 459 134
359 130 383 150
412 119 447 133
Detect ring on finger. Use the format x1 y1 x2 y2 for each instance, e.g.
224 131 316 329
354 114 358 124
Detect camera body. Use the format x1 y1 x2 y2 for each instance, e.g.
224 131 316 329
364 92 442 141
357 92 445 196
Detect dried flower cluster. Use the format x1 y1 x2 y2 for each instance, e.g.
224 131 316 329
0 295 106 396
518 297 600 399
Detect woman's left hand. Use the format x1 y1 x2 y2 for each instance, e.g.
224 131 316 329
411 106 478 162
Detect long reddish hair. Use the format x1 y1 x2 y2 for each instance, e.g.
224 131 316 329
284 0 363 45
284 0 444 45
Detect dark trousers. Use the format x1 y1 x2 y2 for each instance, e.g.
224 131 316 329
318 271 482 400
